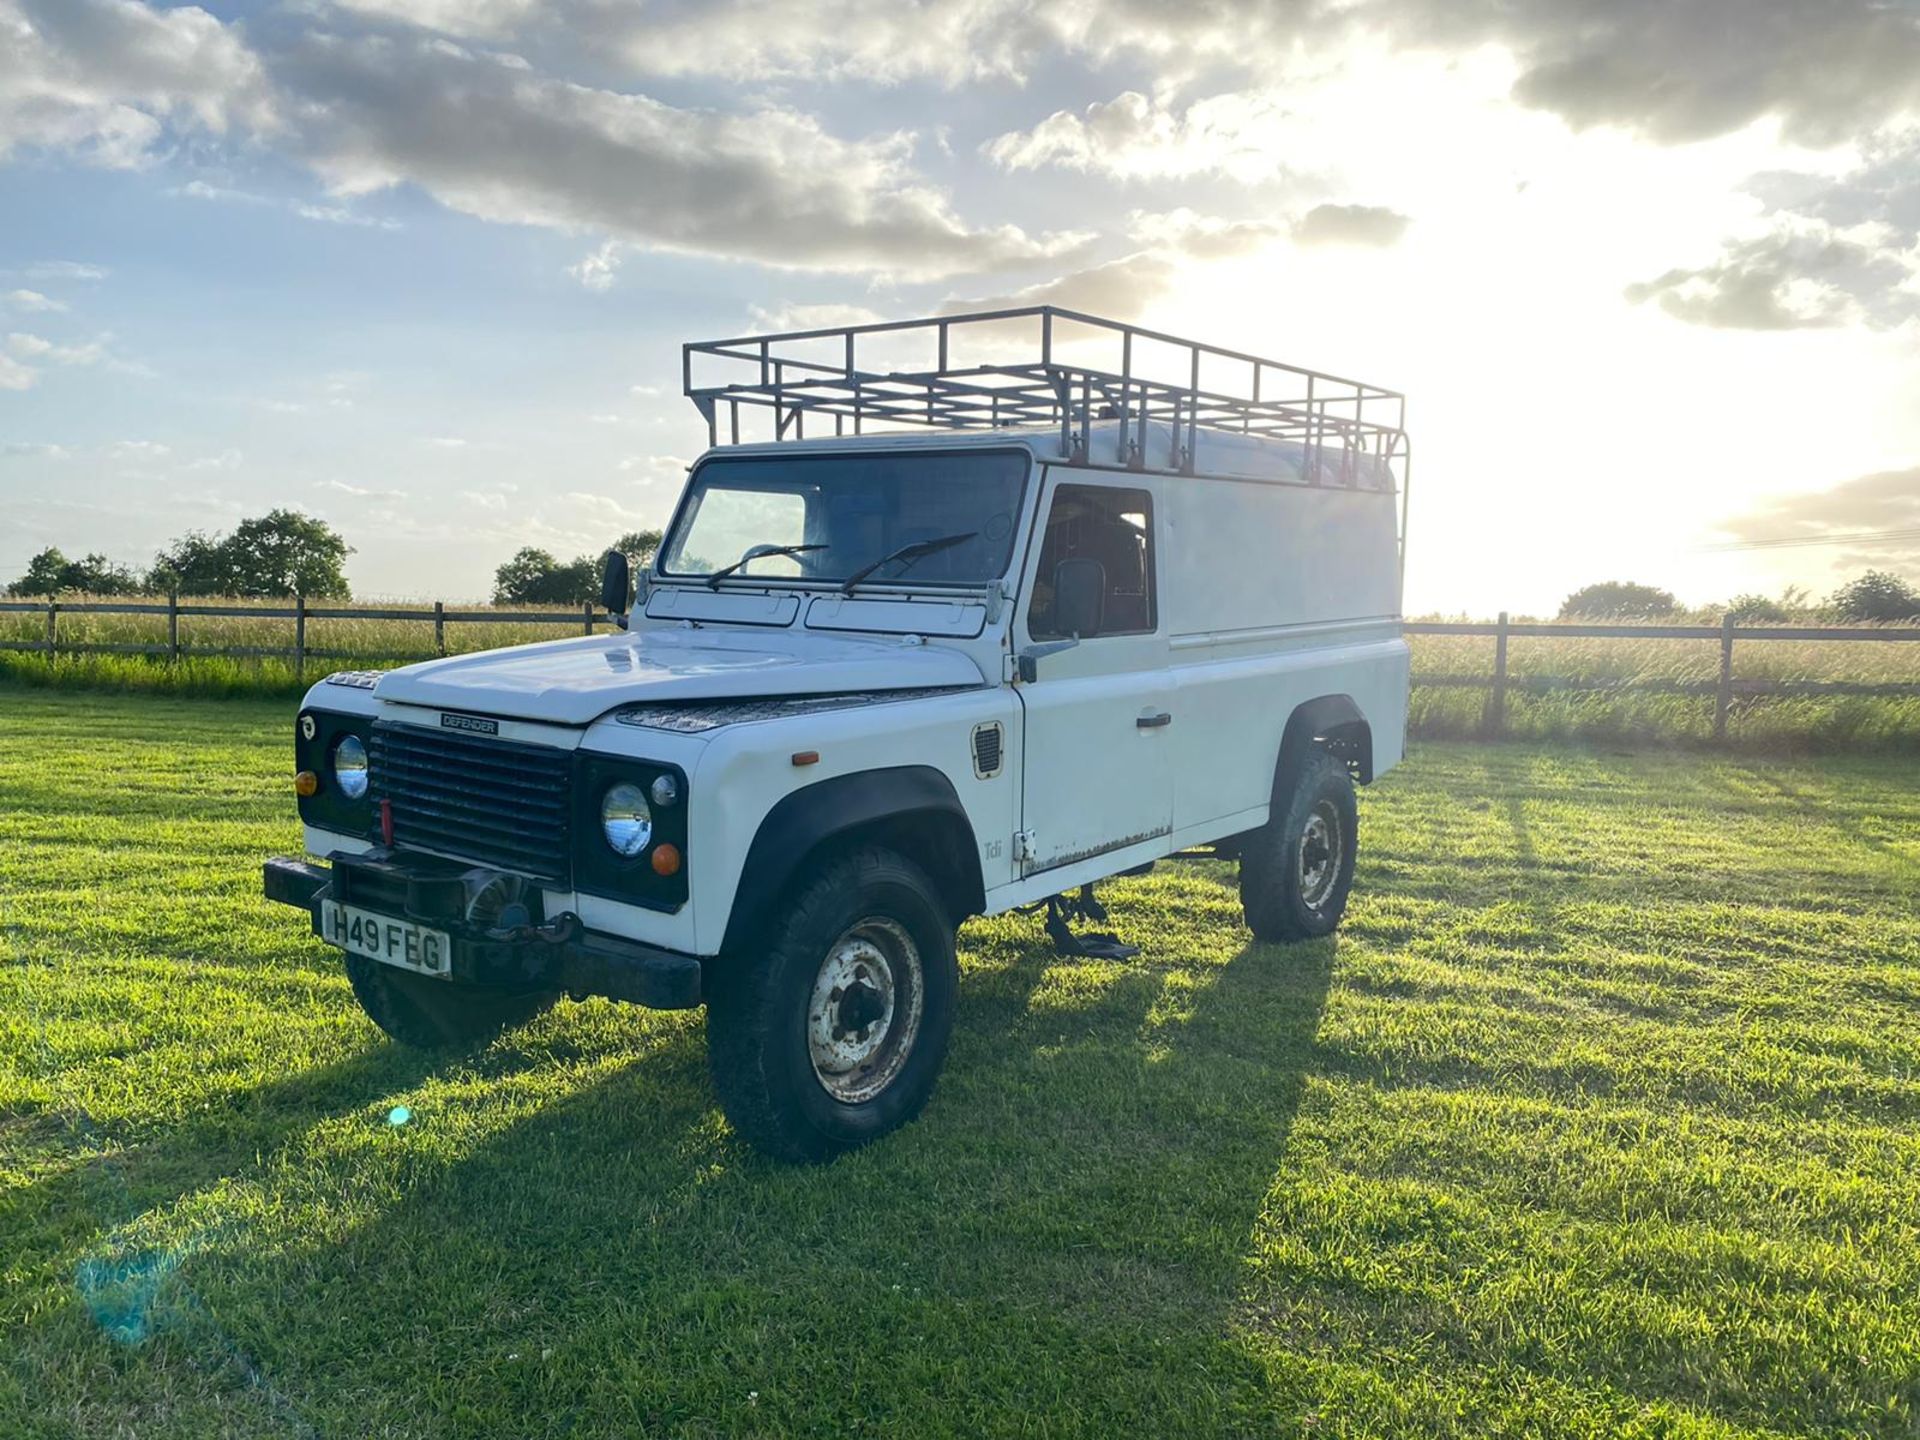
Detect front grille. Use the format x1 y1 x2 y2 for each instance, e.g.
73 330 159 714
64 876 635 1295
369 722 572 884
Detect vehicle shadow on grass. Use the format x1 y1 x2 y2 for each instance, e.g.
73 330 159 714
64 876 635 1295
131 917 1337 1438
5 1038 451 1309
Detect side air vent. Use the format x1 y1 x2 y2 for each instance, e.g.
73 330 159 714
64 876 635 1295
971 722 1004 780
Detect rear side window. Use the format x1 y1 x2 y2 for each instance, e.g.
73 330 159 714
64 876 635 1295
1028 483 1155 639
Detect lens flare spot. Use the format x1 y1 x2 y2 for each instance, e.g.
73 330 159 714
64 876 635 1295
387 1105 412 1127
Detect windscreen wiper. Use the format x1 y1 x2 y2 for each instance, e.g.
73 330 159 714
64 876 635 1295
839 532 979 595
705 543 827 589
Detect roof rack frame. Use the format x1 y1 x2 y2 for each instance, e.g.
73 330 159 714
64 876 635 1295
685 306 1404 476
682 306 1413 590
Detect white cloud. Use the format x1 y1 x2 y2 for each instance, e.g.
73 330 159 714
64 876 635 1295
276 33 1084 280
1292 202 1412 248
940 252 1177 323
180 176 401 228
290 200 402 229
594 0 1041 86
178 177 268 205
568 240 623 291
4 289 66 312
110 438 170 459
0 0 277 168
321 477 403 499
746 302 889 332
23 260 108 281
329 0 544 40
616 454 688 482
0 356 40 390
2 441 70 458
986 90 1303 184
1127 208 1285 259
8 4 1074 281
421 435 468 447
1627 220 1919 330
8 331 111 366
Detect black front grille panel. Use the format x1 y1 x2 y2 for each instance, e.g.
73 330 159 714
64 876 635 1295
370 723 572 884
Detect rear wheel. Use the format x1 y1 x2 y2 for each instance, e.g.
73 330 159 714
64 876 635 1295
1239 749 1359 942
345 955 556 1049
706 846 959 1163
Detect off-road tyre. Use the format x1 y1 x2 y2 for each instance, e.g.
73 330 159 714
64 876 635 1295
1239 749 1359 942
706 846 959 1163
345 955 556 1049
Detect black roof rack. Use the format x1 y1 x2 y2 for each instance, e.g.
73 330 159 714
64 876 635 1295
682 306 1409 490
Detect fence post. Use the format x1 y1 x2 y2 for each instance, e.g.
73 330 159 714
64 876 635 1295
434 600 446 656
45 599 57 655
294 592 307 683
1486 610 1509 737
583 601 594 636
1715 613 1735 741
167 588 180 661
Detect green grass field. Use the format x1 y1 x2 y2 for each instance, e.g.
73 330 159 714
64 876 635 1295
4 687 1918 1437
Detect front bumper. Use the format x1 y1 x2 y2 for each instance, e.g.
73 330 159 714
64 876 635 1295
264 853 703 1009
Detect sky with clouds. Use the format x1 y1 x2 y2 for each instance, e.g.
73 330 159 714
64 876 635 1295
2 0 1917 612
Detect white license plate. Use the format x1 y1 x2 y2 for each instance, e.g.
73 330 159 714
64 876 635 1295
320 899 451 979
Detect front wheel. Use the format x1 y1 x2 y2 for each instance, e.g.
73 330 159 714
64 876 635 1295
1239 750 1359 942
706 846 959 1163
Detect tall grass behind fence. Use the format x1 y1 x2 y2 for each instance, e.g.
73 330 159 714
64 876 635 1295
4 595 1919 749
1409 613 1920 749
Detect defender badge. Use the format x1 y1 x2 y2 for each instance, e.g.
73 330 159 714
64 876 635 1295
441 712 499 736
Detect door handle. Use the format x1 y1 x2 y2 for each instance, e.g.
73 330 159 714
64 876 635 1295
1136 712 1172 729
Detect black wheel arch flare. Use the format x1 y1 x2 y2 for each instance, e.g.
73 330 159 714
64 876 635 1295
722 766 985 954
1273 694 1373 797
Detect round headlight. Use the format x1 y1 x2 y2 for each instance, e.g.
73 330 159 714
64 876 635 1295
600 782 653 857
333 734 370 801
649 773 680 808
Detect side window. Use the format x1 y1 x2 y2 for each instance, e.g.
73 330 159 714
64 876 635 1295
1028 484 1155 639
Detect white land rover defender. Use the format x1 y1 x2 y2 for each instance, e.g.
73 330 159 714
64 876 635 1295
265 308 1411 1161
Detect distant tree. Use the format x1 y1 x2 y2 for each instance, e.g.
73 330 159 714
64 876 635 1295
1559 581 1677 621
1723 593 1791 624
147 532 231 595
613 529 664 572
493 548 600 605
1830 570 1920 623
494 531 666 605
149 511 352 598
8 548 70 597
7 546 140 596
222 510 353 598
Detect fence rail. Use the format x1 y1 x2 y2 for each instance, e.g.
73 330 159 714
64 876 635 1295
1405 612 1920 739
0 594 611 680
4 597 1918 739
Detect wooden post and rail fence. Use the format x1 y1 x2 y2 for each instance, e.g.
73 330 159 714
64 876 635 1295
3 597 1918 738
1416 612 1920 739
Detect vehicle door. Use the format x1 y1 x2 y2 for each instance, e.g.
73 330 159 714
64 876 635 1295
1012 470 1173 878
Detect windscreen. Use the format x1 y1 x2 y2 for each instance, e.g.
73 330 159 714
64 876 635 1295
659 449 1028 586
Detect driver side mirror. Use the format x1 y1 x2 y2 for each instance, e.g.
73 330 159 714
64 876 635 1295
1052 557 1106 639
599 549 631 623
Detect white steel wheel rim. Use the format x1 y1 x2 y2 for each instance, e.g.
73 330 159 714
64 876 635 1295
1298 801 1342 909
806 917 924 1105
